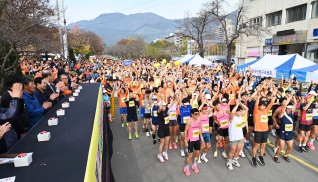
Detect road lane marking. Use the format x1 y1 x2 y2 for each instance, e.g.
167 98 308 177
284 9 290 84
267 143 318 172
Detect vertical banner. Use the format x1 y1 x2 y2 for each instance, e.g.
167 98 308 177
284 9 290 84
187 40 191 55
84 86 104 182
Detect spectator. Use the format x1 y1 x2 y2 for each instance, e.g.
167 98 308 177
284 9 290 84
42 70 63 106
60 74 72 96
22 77 52 128
1 74 27 138
0 83 23 154
34 77 58 111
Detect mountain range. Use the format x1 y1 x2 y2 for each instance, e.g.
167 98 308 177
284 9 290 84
68 12 237 46
68 13 177 46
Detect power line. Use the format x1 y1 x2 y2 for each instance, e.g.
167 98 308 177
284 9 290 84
79 0 188 28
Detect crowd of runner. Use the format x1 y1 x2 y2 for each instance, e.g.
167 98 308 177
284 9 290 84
112 58 318 175
1 57 318 176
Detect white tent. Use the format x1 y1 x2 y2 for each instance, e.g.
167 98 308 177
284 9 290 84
179 55 195 63
187 55 212 66
244 54 315 78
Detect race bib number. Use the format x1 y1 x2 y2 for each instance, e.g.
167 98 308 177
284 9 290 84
121 98 125 103
193 103 198 108
268 110 272 116
306 114 313 120
260 115 268 123
142 101 145 106
235 123 242 129
164 117 169 124
169 112 176 117
285 124 293 131
147 105 151 110
129 101 135 107
193 129 199 137
202 124 209 132
220 120 229 127
153 111 158 117
249 86 253 90
276 99 279 104
229 94 235 100
183 116 190 123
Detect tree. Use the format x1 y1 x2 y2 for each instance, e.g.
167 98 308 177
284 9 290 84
0 0 54 91
178 8 214 58
87 31 106 54
206 0 270 67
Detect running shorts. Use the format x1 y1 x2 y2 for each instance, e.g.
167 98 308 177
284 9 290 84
119 108 127 115
139 107 145 118
179 124 186 132
169 120 178 126
279 131 293 141
254 131 267 144
299 124 312 132
127 113 138 122
187 140 200 153
158 127 170 138
218 128 229 137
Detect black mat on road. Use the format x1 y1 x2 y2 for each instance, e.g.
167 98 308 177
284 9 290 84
0 84 100 182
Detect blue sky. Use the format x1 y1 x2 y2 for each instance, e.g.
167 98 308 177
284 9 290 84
53 0 237 24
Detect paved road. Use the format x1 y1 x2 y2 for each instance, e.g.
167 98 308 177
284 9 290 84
110 102 318 182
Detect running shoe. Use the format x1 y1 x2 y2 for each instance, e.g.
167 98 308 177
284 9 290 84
232 160 241 167
273 157 280 163
135 133 139 139
121 123 124 128
257 156 265 166
271 131 276 137
181 150 185 157
267 138 271 144
191 164 199 173
169 143 172 150
126 123 128 126
298 146 304 153
173 142 178 149
146 132 150 138
307 142 315 150
214 151 218 158
142 126 146 132
282 156 290 162
158 154 164 163
245 142 250 149
226 161 233 170
184 167 191 176
201 155 209 162
198 156 201 164
153 139 156 145
222 152 227 159
251 157 257 167
128 134 132 140
239 150 246 158
303 146 309 152
162 152 169 160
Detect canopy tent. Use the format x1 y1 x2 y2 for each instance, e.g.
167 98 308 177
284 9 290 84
179 55 195 63
185 55 212 66
292 64 318 82
236 54 315 78
237 57 262 73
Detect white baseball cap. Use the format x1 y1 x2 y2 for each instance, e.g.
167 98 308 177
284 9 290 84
205 94 212 100
309 91 317 96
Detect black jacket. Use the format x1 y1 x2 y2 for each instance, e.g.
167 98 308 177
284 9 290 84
43 83 58 106
1 91 25 134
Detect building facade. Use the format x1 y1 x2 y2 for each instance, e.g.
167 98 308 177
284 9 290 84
236 0 318 64
164 29 183 47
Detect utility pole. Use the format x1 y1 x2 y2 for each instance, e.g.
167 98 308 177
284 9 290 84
56 0 64 61
62 0 69 65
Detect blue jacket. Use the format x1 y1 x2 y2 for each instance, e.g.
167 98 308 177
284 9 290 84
23 91 44 128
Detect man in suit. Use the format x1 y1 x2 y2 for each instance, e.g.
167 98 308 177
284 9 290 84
42 70 64 106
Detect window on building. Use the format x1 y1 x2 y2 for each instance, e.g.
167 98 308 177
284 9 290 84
266 11 282 27
251 16 262 27
312 1 318 18
286 4 307 23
